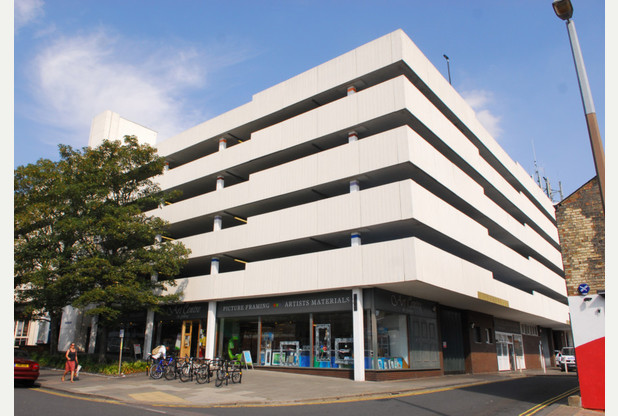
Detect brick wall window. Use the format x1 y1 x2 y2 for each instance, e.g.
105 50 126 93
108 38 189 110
485 328 493 343
473 326 482 343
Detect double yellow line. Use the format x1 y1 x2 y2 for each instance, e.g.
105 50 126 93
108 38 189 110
519 386 580 416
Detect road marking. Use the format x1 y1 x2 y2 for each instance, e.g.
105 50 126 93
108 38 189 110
129 392 186 403
31 388 170 414
32 375 548 410
518 387 580 416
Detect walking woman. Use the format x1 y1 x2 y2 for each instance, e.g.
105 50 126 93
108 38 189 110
61 343 79 382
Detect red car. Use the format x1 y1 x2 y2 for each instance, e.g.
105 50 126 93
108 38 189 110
14 349 40 386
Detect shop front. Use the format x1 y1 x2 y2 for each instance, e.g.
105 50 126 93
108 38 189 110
215 288 442 380
154 302 209 358
216 291 354 370
364 289 441 373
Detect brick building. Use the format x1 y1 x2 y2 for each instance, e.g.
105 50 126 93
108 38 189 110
555 177 605 296
555 176 605 410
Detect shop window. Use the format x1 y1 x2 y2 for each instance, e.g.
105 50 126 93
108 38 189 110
312 312 353 369
259 314 310 367
375 310 409 369
219 317 260 363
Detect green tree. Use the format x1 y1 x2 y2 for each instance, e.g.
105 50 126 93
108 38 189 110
14 136 190 356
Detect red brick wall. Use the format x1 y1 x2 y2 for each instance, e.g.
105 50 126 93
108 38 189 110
523 334 543 369
466 311 498 373
555 177 605 296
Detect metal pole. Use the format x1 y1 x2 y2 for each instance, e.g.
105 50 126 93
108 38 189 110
443 55 451 85
118 338 124 374
564 19 605 208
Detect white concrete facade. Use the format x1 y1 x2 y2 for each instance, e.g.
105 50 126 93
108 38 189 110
89 30 569 376
89 110 157 148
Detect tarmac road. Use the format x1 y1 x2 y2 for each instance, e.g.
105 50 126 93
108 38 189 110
14 367 603 416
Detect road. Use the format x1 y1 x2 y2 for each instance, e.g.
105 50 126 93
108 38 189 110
15 375 579 416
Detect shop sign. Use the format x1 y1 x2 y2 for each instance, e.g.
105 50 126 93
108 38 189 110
218 290 352 317
158 302 208 320
373 288 436 318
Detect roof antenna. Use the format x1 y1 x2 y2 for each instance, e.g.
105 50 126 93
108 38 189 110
532 141 542 188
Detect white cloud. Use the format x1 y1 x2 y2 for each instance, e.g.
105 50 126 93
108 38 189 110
460 89 503 139
14 0 44 31
27 29 249 148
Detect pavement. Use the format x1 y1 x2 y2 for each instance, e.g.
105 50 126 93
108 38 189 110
31 367 603 414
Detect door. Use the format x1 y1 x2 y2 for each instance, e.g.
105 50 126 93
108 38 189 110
180 321 194 358
439 309 466 374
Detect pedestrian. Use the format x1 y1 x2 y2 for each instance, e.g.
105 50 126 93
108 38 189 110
151 344 166 360
61 342 79 382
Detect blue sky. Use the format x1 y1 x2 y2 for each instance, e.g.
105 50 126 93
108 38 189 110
12 0 607 199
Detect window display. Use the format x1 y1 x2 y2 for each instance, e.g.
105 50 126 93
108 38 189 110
375 311 409 369
334 338 353 365
314 324 331 365
260 314 310 366
279 341 300 366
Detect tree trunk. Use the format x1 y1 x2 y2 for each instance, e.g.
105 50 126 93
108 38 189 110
96 325 108 363
48 314 61 355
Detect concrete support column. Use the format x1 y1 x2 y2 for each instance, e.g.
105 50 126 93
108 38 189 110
144 271 159 356
87 315 98 354
350 179 360 193
348 131 359 193
218 138 227 152
144 309 155 356
214 215 222 232
211 257 219 275
351 232 361 247
352 288 365 381
216 175 224 190
348 131 358 143
347 85 357 96
205 301 217 360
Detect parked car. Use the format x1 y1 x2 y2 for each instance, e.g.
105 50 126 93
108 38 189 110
558 347 577 372
14 349 40 386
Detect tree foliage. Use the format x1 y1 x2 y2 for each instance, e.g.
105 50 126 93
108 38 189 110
14 136 190 352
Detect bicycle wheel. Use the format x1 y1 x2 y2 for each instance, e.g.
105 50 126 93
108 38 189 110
231 368 242 384
195 364 210 384
214 367 227 387
164 361 177 380
178 363 192 382
149 363 163 379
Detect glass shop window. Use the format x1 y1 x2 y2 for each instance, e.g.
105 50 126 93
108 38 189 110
375 310 409 369
260 314 310 367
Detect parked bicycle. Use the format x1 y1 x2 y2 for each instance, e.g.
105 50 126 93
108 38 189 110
149 355 174 380
214 359 242 387
163 355 182 380
178 356 209 383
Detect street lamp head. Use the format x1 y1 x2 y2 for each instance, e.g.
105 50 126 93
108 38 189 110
552 0 573 21
443 54 449 61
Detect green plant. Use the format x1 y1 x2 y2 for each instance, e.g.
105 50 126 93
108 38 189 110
28 351 149 375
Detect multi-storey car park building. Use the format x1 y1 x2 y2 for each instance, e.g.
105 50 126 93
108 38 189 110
62 30 570 380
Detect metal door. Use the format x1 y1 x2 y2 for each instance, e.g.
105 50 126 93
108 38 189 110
439 309 466 374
